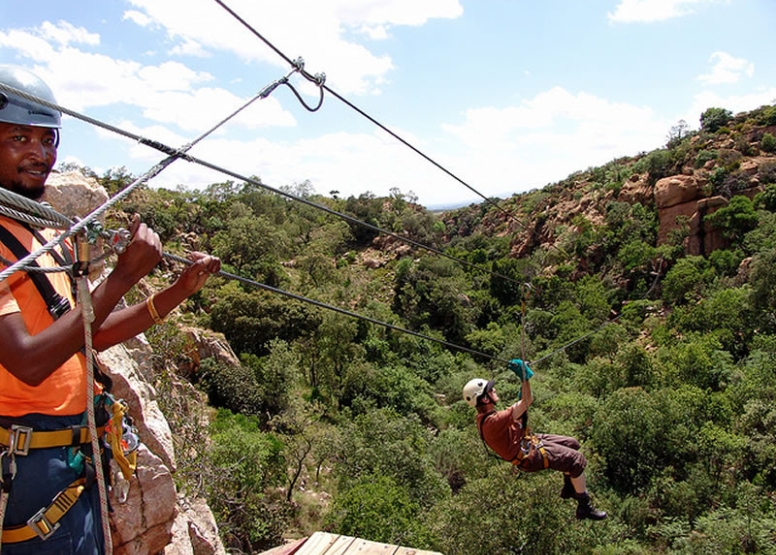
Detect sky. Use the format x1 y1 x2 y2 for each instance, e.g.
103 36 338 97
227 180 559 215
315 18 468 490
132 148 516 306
0 0 774 209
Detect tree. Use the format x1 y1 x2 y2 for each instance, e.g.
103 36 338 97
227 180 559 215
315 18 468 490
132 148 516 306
205 410 289 552
666 119 691 149
705 194 759 245
760 132 776 153
324 474 432 547
700 107 733 133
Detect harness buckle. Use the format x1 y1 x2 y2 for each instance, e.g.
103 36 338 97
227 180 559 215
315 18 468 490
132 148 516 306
27 507 60 540
10 425 33 456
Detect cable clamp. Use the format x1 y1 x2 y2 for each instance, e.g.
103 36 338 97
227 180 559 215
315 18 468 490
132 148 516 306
107 228 131 254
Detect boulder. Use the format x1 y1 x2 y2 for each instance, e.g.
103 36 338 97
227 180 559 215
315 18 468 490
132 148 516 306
654 175 703 209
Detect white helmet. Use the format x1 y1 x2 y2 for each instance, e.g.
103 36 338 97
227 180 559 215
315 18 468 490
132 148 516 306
0 65 61 129
462 378 493 407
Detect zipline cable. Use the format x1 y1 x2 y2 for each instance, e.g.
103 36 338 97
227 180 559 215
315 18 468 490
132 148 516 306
0 82 533 291
0 185 656 372
212 0 570 260
0 84 657 370
162 252 508 364
0 73 294 283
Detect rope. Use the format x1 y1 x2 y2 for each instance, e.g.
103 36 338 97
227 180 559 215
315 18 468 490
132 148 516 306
0 189 73 229
76 269 112 554
0 490 6 552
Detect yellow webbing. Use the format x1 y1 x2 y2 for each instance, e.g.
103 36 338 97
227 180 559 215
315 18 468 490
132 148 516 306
105 400 137 481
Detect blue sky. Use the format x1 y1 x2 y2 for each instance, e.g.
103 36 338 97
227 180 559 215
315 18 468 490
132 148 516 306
1 0 774 208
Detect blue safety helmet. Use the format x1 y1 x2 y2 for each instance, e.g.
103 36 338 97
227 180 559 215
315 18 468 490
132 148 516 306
0 65 61 130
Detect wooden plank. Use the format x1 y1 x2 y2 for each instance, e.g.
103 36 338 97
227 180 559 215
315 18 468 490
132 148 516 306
326 534 360 555
347 538 396 554
294 532 355 555
257 531 445 555
258 537 308 555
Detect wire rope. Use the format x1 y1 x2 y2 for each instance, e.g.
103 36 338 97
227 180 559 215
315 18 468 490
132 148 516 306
0 82 534 292
0 76 290 283
211 0 571 260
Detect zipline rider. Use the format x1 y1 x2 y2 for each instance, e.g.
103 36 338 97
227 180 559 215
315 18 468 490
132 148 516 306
0 65 220 555
463 360 607 521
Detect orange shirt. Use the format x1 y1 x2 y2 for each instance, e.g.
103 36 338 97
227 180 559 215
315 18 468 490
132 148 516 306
476 407 526 462
0 216 88 417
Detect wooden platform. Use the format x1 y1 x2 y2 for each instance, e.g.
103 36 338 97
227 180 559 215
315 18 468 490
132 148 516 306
258 532 444 555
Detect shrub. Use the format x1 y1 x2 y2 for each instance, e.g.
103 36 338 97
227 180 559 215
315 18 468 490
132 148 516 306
758 162 776 186
645 150 675 185
700 107 733 133
324 474 432 547
694 149 717 169
662 257 707 305
761 132 776 153
704 195 759 242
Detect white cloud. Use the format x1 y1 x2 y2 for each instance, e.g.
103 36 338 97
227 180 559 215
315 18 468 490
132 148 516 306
697 51 754 85
608 0 720 23
40 20 100 47
435 87 672 200
0 23 295 132
686 87 776 125
125 0 460 95
122 10 153 28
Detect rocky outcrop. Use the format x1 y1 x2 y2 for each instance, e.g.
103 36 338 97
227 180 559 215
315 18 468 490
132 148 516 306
653 173 763 256
653 174 718 255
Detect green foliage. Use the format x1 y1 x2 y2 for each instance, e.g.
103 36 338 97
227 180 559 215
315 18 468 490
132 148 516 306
644 149 674 185
324 474 433 547
197 357 266 417
209 283 322 357
725 204 758 242
392 256 477 344
693 149 717 169
592 386 710 495
333 408 449 511
759 163 776 189
760 132 776 153
661 257 707 305
103 102 776 553
428 470 617 555
205 410 290 552
669 482 776 555
749 247 776 332
700 107 733 133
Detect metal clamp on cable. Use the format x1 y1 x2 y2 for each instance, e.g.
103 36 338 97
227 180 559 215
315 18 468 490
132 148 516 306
107 228 131 254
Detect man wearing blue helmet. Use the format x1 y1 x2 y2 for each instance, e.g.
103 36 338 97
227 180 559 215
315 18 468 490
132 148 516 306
0 65 220 554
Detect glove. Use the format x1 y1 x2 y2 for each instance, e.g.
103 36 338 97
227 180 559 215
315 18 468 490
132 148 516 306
508 359 534 382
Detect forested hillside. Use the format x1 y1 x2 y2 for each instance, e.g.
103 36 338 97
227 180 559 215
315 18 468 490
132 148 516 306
88 103 776 554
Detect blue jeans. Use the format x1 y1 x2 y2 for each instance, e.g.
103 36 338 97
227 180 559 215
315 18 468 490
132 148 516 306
1 414 104 555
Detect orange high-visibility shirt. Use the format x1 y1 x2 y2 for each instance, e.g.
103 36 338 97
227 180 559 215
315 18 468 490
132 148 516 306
0 216 89 417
